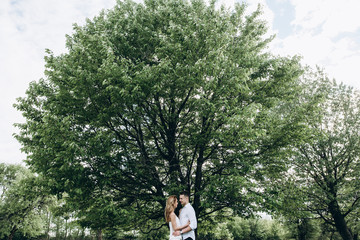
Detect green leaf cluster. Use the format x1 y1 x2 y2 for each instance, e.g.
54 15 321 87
0 164 51 239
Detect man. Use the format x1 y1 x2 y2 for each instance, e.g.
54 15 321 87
173 191 197 240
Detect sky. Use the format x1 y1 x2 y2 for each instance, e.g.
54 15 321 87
1 0 360 165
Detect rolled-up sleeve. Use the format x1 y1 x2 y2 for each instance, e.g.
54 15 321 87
188 206 197 230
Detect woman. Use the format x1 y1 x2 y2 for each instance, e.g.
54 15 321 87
165 195 190 240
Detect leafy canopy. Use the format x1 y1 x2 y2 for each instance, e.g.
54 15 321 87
15 0 310 231
268 70 360 240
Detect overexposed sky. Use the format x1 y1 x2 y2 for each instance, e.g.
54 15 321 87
1 0 359 165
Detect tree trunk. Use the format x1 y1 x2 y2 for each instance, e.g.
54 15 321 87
329 200 353 240
297 219 306 240
8 226 17 240
64 218 68 240
193 148 204 240
193 145 204 216
353 233 358 240
96 228 102 240
46 210 51 240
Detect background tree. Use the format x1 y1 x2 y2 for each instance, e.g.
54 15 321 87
14 0 312 232
0 163 51 240
272 71 360 240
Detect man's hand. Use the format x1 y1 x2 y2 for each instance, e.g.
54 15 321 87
172 230 180 236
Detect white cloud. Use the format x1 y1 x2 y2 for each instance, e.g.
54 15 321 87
268 0 360 89
271 33 335 64
290 0 360 38
328 55 360 85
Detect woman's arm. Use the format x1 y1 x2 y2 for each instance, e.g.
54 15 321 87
180 225 192 234
170 213 189 231
175 221 190 231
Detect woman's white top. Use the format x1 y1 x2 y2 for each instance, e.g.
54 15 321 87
169 215 182 240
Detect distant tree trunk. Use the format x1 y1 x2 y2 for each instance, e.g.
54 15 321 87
81 228 86 240
96 229 102 240
353 233 358 240
46 210 51 240
329 200 353 240
8 226 17 240
297 219 306 240
64 218 68 240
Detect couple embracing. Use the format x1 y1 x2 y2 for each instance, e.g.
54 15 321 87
165 191 197 240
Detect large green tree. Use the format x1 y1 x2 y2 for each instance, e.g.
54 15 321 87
272 72 360 240
15 0 311 232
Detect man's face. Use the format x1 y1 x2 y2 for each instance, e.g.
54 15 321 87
179 194 187 206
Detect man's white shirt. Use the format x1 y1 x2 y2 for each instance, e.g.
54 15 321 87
179 203 197 240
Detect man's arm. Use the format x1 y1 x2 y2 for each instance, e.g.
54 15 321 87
188 205 197 230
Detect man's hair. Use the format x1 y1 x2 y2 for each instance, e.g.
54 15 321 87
180 190 190 198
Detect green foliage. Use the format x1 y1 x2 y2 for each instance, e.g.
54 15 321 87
227 217 267 240
198 217 286 240
269 70 360 240
0 164 51 240
14 0 310 233
214 222 233 240
282 218 320 240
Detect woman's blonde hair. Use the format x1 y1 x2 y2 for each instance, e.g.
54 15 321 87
164 195 177 223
